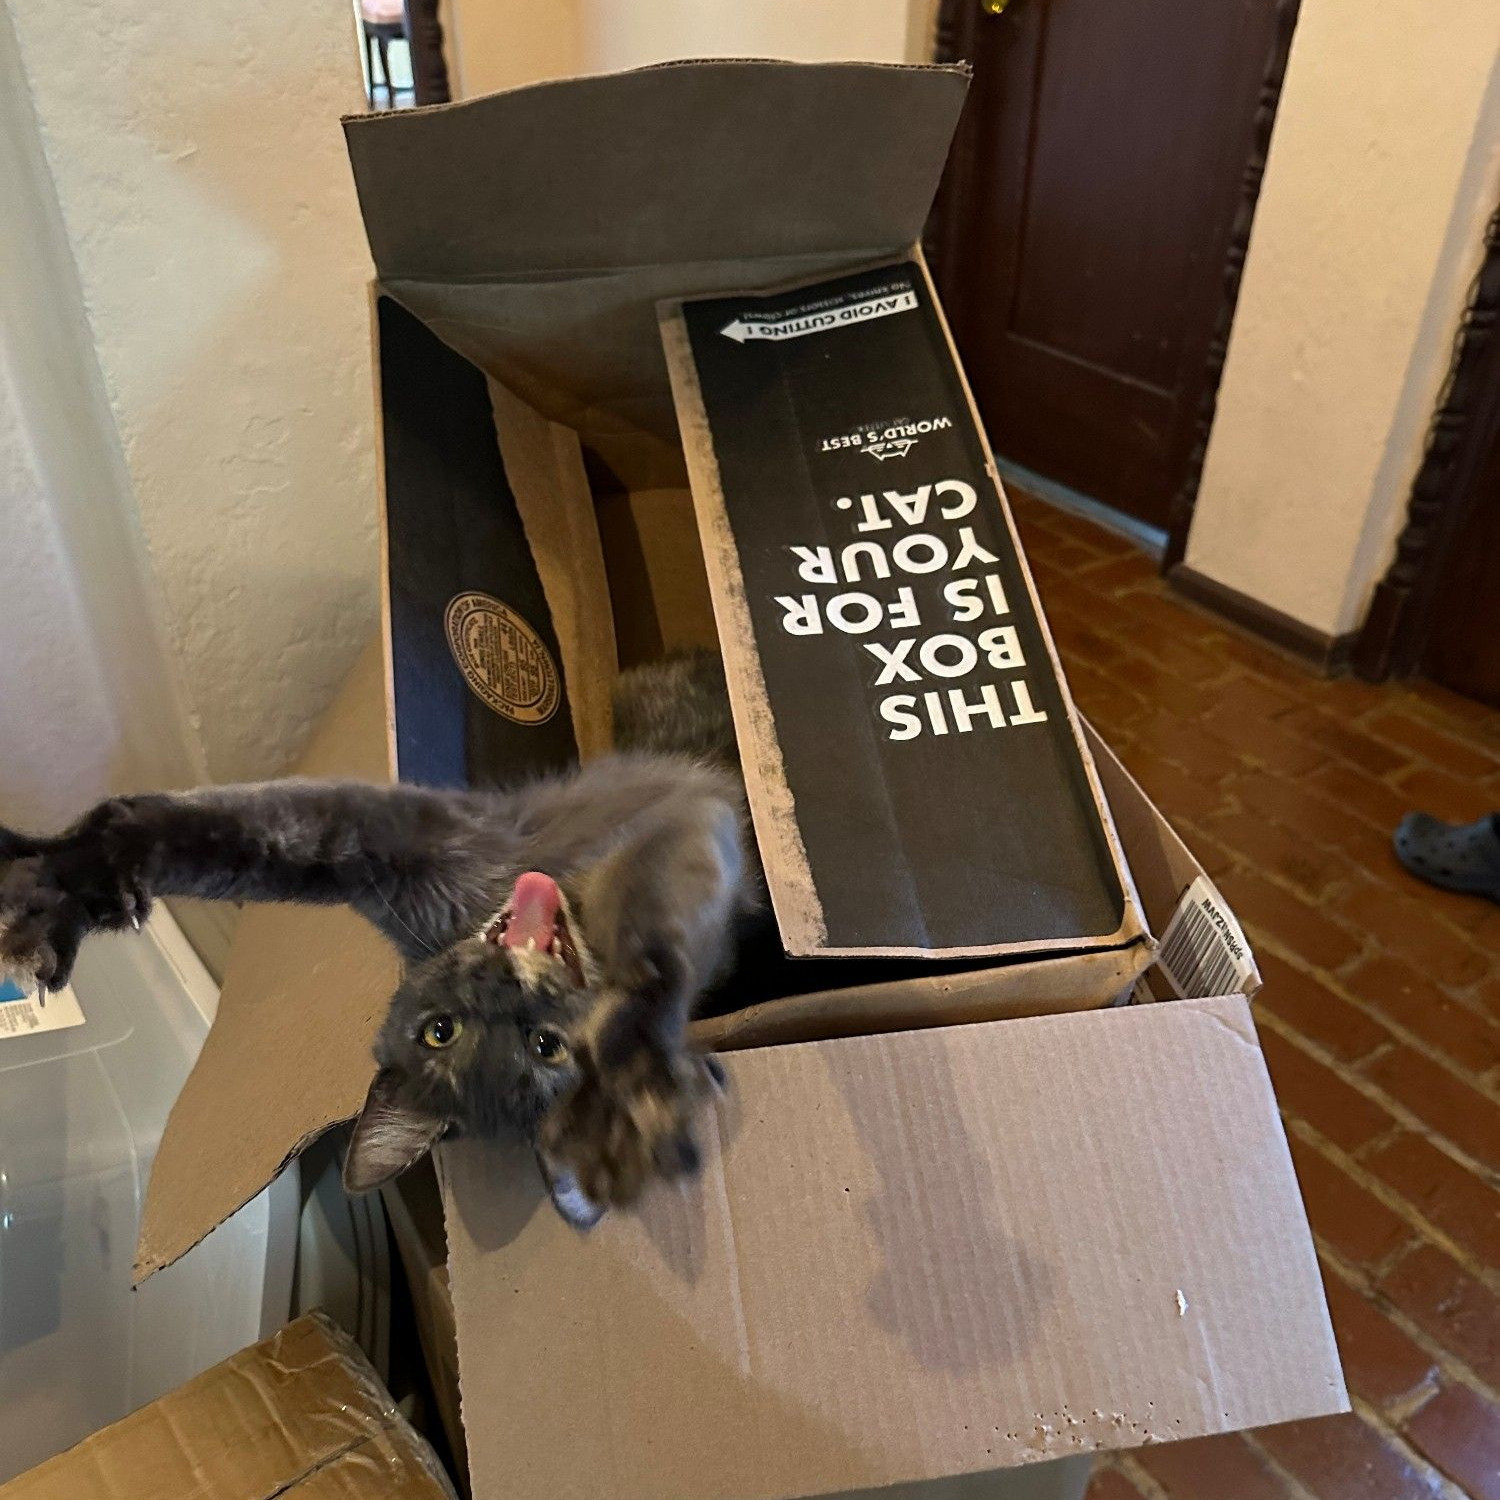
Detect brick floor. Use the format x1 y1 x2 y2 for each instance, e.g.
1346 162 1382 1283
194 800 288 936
1003 491 1500 1500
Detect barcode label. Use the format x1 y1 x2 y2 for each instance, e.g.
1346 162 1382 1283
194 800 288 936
0 977 85 1039
1155 876 1254 999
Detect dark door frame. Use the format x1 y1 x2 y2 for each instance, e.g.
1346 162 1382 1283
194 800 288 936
1353 203 1500 683
925 0 1302 567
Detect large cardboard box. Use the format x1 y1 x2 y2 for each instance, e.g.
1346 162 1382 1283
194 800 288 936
0 1312 455 1500
129 59 1345 1500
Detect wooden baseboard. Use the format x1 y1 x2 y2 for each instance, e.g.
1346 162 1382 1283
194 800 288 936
1167 564 1354 673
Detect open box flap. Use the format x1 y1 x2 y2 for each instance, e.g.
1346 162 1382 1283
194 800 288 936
442 995 1344 1500
660 259 1147 960
343 61 968 283
341 62 969 461
134 642 398 1281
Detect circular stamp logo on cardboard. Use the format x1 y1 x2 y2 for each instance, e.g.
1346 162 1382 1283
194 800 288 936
444 592 560 726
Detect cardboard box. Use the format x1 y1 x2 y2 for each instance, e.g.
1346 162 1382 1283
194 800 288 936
382 1159 1095 1500
0 1312 455 1499
128 58 1345 1500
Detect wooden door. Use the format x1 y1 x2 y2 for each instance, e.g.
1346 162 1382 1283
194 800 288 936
1356 206 1500 710
929 0 1300 543
1419 405 1500 709
1411 310 1500 709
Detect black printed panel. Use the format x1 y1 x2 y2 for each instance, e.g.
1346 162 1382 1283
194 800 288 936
379 297 577 790
682 262 1125 953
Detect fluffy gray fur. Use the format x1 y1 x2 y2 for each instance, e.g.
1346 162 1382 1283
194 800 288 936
0 653 748 1221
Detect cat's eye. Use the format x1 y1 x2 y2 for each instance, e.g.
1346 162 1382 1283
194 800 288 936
529 1027 569 1066
420 1015 462 1049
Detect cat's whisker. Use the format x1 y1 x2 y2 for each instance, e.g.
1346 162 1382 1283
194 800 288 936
362 864 438 959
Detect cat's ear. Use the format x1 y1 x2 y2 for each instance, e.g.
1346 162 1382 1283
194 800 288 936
343 1068 447 1194
534 1149 607 1230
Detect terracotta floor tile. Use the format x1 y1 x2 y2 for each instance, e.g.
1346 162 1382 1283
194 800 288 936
1379 1244 1500 1388
1344 953 1500 1075
1257 953 1390 1063
1083 1463 1151 1500
1258 1026 1395 1152
1256 1410 1448 1500
1358 1045 1500 1170
1134 1432 1298 1500
1363 1133 1500 1267
1320 1269 1438 1412
1402 1381 1500 1500
1289 1134 1416 1269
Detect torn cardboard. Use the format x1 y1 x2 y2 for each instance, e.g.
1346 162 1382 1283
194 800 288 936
0 1312 455 1500
130 57 1341 1500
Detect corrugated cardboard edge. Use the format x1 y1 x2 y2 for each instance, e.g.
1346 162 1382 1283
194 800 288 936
341 57 969 139
660 306 828 954
691 940 1150 1052
1081 719 1261 996
660 258 1148 959
488 375 618 759
373 290 402 784
912 249 1146 949
0 1311 456 1500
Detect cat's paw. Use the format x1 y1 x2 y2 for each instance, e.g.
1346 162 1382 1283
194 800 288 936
0 811 151 990
0 857 91 990
538 1044 719 1211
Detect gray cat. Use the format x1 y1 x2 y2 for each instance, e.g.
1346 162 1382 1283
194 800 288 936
0 652 749 1224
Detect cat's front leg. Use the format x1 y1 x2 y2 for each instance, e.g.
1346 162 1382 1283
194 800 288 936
539 946 726 1210
539 794 742 1210
0 779 504 988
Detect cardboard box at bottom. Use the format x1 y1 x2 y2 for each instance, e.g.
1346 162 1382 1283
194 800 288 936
0 1312 455 1500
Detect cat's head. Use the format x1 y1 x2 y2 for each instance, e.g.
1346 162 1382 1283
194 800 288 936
342 870 604 1223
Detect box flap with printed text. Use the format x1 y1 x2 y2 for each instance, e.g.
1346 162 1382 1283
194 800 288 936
663 260 1145 959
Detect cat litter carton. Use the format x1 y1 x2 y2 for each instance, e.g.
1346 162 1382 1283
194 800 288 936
127 59 1344 1500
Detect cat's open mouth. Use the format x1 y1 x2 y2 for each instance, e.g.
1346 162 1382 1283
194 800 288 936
484 871 586 985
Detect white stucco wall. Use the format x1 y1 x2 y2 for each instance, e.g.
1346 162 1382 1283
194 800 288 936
0 1 199 830
6 0 379 787
1185 0 1500 638
0 354 122 831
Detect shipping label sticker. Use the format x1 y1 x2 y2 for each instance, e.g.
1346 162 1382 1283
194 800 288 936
1155 875 1255 999
0 976 85 1040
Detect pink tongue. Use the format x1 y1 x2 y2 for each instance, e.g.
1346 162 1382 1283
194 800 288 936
502 872 562 951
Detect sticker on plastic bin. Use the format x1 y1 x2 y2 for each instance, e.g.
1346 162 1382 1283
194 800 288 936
0 976 85 1039
1155 876 1255 999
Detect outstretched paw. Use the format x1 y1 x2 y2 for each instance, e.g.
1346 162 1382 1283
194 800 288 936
0 858 89 991
0 810 151 990
539 1044 721 1212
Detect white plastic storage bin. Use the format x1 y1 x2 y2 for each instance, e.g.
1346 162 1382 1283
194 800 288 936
0 911 298 1482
